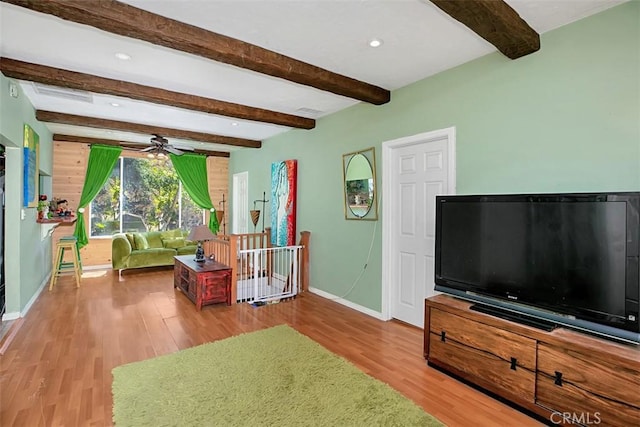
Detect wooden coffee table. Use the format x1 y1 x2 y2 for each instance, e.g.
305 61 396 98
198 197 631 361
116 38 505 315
173 255 232 310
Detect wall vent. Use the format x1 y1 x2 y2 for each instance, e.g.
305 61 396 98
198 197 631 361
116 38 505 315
32 83 94 103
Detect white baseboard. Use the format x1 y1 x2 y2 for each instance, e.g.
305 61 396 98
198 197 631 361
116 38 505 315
2 311 20 321
2 272 51 321
308 287 385 321
21 272 50 317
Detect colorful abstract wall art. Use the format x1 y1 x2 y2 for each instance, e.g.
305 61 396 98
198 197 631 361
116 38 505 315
270 160 297 246
23 124 39 208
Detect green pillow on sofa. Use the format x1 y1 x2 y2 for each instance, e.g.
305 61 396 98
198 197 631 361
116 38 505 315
162 237 186 249
133 233 149 250
125 233 136 250
145 232 164 248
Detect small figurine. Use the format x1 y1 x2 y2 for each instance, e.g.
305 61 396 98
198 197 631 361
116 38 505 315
56 199 68 216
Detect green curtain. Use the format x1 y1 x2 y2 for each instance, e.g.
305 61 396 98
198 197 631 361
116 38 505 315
169 153 219 234
73 145 122 248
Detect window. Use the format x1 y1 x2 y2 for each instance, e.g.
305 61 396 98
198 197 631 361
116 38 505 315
90 156 204 236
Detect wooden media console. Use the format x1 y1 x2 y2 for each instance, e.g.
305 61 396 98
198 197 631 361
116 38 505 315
424 295 640 426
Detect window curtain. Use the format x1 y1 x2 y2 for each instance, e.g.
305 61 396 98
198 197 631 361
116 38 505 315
73 145 122 248
169 153 219 233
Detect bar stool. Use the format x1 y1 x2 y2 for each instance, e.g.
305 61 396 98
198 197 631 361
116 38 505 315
49 235 82 290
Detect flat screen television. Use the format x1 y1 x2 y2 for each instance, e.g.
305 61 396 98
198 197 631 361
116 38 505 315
434 192 640 344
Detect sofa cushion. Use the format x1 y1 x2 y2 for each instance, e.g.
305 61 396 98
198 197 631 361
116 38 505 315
133 233 149 250
163 237 186 249
128 248 177 269
145 231 164 249
176 245 198 255
125 233 136 250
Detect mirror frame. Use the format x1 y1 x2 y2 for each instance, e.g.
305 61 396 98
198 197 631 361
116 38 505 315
342 147 378 221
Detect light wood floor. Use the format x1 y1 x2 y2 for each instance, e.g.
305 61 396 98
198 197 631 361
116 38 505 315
0 268 544 427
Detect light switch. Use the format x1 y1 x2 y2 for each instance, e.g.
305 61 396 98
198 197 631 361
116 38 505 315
9 82 19 98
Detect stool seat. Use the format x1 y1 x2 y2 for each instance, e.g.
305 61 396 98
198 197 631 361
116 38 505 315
49 238 82 290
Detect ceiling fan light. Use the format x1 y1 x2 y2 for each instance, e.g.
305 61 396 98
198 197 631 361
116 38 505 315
157 152 167 158
146 153 155 158
368 38 383 48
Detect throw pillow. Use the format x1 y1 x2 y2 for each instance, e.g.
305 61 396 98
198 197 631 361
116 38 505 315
145 232 164 249
125 233 136 250
162 237 186 249
133 233 149 250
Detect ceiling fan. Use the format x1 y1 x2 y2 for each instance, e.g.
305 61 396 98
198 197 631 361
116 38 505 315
137 134 195 156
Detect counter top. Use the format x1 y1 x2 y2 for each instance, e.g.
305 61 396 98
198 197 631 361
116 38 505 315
37 216 77 224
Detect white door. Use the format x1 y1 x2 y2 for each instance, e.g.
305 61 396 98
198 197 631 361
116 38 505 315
232 172 249 234
382 128 455 328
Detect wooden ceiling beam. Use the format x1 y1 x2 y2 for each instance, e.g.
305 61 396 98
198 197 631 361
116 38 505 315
37 111 261 149
0 57 313 130
53 134 230 158
430 0 540 59
5 0 390 105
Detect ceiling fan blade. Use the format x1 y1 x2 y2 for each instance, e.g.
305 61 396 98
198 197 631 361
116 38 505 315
164 146 184 155
173 144 195 152
140 146 155 152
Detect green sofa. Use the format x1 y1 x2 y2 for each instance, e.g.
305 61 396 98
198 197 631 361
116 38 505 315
112 229 197 272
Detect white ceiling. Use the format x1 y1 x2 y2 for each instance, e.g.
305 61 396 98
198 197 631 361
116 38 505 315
0 0 626 154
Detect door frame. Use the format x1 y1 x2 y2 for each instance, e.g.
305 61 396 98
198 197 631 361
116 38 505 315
232 171 249 234
380 127 456 322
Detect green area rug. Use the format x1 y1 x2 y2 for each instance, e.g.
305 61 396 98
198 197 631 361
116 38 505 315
112 325 442 426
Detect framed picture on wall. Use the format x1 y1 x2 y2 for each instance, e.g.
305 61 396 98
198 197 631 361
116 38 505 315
23 124 39 208
270 159 297 246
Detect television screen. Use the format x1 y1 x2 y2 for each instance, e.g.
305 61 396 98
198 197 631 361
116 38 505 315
435 193 640 340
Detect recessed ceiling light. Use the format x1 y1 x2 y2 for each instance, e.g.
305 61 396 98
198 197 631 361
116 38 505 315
231 122 239 126
110 102 120 107
368 38 383 48
115 52 131 60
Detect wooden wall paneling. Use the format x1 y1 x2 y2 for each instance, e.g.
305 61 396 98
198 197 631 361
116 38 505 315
208 156 229 234
51 141 88 209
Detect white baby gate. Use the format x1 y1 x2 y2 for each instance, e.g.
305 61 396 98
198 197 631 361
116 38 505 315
236 245 302 303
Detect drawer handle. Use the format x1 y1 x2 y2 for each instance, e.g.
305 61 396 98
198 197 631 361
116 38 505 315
440 331 446 342
510 357 517 371
554 371 563 386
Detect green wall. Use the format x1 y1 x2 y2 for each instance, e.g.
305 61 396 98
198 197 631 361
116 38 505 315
230 2 640 313
1 73 54 316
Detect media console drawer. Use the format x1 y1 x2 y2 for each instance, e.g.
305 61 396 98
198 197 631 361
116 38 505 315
428 308 536 403
536 343 640 427
424 295 640 425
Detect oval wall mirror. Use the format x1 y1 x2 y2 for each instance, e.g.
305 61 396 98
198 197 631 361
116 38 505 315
343 147 377 220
